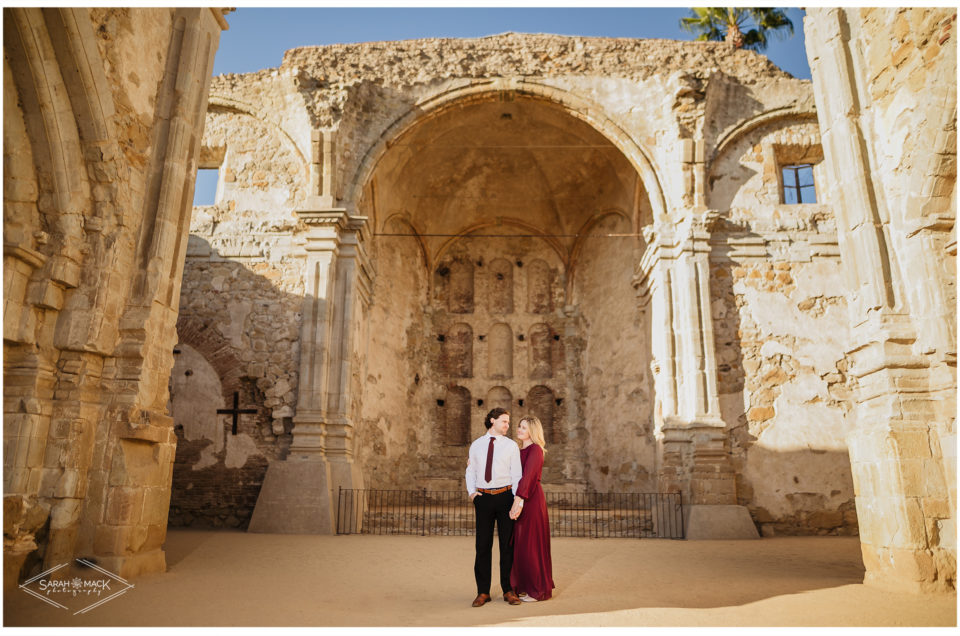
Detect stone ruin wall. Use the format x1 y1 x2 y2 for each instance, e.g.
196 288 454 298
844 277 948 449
168 106 308 528
210 33 798 212
2 7 950 593
178 33 862 533
708 117 856 535
355 228 645 494
857 9 957 554
805 7 956 587
855 7 956 393
713 257 857 536
4 7 226 582
576 219 657 493
354 231 429 489
427 236 581 489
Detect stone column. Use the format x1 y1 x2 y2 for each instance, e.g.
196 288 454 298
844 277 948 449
635 214 758 539
806 8 956 592
4 7 228 584
248 209 371 534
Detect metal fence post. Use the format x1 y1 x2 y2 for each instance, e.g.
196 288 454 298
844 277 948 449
594 492 599 538
336 486 342 534
678 491 685 539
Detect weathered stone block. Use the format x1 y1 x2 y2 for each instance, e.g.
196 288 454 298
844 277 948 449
106 487 145 525
141 487 170 526
142 523 167 552
126 521 150 553
808 509 844 528
53 469 81 498
5 466 30 493
36 467 63 498
93 525 128 556
747 406 775 422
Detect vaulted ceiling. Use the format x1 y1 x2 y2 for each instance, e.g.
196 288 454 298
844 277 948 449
369 93 646 255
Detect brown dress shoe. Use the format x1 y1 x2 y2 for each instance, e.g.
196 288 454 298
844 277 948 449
472 593 491 607
503 590 522 605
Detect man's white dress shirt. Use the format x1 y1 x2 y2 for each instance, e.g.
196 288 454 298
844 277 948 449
465 433 522 497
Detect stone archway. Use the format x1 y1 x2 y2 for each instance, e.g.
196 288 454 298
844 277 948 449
347 79 668 224
167 317 269 529
353 91 658 493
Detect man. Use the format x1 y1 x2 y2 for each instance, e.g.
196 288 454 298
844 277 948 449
465 407 523 607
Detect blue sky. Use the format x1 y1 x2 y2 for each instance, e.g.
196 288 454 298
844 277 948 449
196 7 811 204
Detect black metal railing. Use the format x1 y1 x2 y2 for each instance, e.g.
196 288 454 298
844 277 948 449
336 488 684 539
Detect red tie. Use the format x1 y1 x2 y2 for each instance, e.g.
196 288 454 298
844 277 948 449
484 436 495 483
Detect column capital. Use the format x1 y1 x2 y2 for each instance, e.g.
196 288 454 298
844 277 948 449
635 210 719 266
295 209 371 266
297 207 368 236
633 212 720 303
674 210 722 249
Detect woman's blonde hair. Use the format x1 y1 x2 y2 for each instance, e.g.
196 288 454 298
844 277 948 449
518 416 547 454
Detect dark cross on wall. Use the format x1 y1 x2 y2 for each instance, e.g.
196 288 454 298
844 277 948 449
217 392 258 435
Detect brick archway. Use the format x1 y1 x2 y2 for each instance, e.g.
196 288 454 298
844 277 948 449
175 315 247 405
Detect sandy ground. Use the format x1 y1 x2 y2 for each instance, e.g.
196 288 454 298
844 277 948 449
3 529 956 628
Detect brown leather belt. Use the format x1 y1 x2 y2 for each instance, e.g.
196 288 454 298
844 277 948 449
477 486 511 495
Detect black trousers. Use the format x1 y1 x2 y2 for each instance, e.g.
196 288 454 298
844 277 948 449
473 490 515 595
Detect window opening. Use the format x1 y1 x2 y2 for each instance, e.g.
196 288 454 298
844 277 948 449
781 163 817 204
193 168 220 206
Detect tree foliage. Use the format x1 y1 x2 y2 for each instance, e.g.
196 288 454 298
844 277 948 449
679 8 795 52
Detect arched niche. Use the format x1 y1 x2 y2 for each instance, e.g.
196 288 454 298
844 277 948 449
488 257 514 314
488 323 513 379
354 84 654 492
486 386 513 415
527 385 557 444
527 259 554 314
444 386 471 445
448 258 475 314
528 322 553 379
169 342 227 453
441 322 473 378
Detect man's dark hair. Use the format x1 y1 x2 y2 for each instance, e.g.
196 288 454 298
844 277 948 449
484 407 509 429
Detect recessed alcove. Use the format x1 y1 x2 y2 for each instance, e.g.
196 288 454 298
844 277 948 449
357 92 654 490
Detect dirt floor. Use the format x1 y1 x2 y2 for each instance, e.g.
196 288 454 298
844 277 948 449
3 529 956 628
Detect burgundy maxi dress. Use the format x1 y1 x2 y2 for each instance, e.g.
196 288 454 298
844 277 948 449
509 443 555 600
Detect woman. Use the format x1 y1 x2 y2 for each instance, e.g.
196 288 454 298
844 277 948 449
508 416 555 602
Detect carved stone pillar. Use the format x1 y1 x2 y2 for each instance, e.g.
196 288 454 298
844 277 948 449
249 209 371 534
635 214 758 539
806 8 956 592
4 7 229 584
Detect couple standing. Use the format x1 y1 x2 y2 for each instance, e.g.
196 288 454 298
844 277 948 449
465 407 555 607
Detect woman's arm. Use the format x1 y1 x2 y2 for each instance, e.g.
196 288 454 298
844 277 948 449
515 445 543 500
510 447 542 519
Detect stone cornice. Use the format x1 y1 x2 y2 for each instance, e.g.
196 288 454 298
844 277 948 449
296 209 369 242
297 208 355 227
634 211 842 296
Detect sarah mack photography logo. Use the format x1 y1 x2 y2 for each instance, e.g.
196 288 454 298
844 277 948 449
19 558 134 615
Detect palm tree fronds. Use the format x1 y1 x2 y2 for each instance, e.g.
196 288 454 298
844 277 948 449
678 7 795 52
